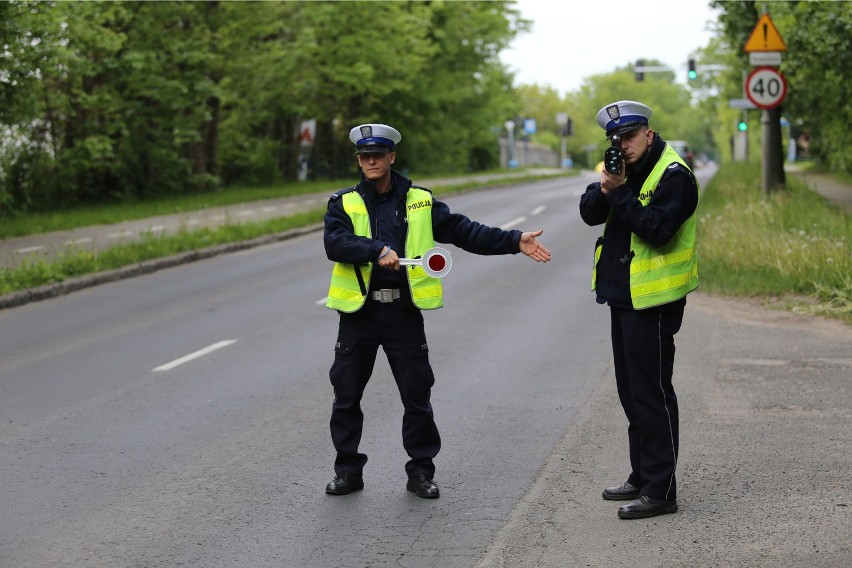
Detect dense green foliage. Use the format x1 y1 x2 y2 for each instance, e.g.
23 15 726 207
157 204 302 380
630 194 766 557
0 0 526 215
698 163 851 320
710 0 852 174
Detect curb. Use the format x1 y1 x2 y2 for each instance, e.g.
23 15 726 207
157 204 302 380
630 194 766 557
0 223 323 311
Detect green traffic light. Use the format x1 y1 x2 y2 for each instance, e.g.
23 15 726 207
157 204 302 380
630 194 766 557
738 121 748 132
687 70 697 80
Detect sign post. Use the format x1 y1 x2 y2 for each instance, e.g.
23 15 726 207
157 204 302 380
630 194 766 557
743 12 787 193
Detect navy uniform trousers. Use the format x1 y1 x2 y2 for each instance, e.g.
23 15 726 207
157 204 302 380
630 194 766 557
329 296 440 478
610 298 685 501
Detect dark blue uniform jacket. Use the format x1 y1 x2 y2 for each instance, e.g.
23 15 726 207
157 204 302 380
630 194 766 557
325 169 522 295
579 134 699 309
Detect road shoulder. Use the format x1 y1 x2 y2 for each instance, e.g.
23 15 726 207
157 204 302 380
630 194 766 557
479 292 851 568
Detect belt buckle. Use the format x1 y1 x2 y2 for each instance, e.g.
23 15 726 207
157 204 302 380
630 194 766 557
378 289 394 303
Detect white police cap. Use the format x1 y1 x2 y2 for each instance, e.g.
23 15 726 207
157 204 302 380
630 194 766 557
349 123 402 154
596 100 652 138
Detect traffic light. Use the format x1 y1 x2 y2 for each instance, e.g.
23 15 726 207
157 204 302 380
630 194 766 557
687 58 697 81
738 120 748 132
635 59 644 82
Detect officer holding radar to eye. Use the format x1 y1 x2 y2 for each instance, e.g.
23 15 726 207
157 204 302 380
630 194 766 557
579 101 700 519
323 123 551 499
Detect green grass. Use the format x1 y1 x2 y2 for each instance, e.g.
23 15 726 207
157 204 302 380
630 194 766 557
0 209 325 295
0 168 567 239
697 162 852 322
0 169 572 295
3 164 850 323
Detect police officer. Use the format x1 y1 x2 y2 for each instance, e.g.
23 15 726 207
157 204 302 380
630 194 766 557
579 101 700 519
324 123 551 498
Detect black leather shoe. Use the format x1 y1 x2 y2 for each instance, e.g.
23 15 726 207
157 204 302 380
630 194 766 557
325 472 364 495
617 496 678 519
602 481 641 501
406 474 440 499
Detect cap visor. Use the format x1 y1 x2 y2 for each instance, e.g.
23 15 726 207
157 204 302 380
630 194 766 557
607 123 645 139
354 146 392 155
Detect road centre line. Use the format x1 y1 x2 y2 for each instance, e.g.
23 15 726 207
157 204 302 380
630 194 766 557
152 340 237 372
17 245 46 254
531 205 546 216
500 216 527 230
63 237 93 246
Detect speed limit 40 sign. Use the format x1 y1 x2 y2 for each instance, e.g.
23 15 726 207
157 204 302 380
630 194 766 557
745 67 787 109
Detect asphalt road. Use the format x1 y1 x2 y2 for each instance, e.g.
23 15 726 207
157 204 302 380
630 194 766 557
1 173 623 567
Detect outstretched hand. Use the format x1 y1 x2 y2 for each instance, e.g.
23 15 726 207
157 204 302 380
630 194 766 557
519 230 551 263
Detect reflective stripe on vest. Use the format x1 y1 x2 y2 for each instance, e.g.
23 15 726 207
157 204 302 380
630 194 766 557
591 145 700 309
629 145 700 309
404 188 443 310
325 188 443 312
326 191 373 312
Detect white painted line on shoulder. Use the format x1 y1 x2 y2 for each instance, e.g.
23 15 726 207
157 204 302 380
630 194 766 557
531 206 546 216
152 340 237 372
17 246 46 254
500 216 527 230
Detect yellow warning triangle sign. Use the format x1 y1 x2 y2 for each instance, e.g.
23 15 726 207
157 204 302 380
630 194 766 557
744 14 787 52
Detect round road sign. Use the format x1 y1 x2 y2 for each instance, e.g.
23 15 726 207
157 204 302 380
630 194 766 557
745 67 787 109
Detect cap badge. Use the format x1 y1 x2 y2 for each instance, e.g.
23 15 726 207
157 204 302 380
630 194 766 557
606 105 621 121
360 125 373 139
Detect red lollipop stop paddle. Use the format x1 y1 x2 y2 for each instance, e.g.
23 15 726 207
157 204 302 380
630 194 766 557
398 247 453 278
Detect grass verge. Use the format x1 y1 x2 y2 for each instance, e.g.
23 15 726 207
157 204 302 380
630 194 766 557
697 162 851 322
0 169 566 239
0 170 571 296
2 164 849 323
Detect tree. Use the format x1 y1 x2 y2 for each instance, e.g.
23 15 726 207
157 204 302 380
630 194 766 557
711 0 852 175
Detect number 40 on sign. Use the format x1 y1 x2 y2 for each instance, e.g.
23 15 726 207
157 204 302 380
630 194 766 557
745 66 787 109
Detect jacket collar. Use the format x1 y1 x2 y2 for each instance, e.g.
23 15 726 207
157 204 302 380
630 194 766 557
358 169 413 201
627 133 666 188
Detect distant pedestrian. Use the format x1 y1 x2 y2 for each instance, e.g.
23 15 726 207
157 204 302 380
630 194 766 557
323 123 551 498
579 101 700 519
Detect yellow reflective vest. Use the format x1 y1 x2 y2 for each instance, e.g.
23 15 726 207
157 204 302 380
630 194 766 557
326 188 443 312
592 145 700 309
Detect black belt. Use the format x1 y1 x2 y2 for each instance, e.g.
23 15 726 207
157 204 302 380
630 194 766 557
371 289 401 303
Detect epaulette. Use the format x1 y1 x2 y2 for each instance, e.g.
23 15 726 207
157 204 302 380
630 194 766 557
329 185 357 201
662 162 697 186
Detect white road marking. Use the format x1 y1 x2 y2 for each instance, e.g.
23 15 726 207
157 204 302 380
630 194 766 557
152 340 237 372
531 205 546 216
107 231 134 239
63 238 93 246
17 246 46 254
316 297 328 306
500 216 527 230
